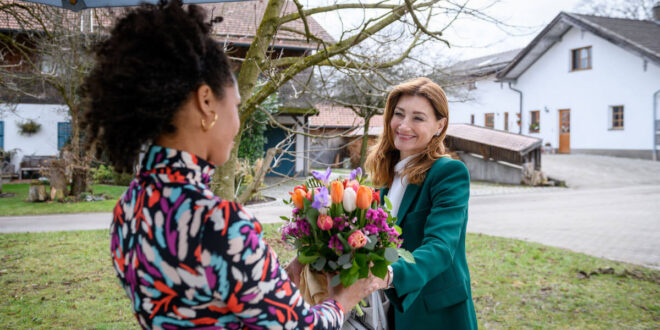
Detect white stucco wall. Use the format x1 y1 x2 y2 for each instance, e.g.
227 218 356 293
514 26 660 152
0 103 70 173
449 78 521 132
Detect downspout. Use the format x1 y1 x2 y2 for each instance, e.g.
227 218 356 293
654 89 660 161
508 82 523 134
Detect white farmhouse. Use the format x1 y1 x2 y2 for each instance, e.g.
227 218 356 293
449 10 660 160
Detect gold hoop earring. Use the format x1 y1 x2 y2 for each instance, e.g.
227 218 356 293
201 112 218 132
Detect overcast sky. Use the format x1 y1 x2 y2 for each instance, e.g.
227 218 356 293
310 0 587 62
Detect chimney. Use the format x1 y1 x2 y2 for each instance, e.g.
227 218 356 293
654 2 660 21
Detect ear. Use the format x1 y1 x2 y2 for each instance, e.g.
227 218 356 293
194 84 215 118
437 117 448 131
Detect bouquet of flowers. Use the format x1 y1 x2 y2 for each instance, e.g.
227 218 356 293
280 167 414 296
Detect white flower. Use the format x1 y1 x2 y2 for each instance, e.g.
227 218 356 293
343 187 357 212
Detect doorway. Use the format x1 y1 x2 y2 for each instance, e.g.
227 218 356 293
559 109 570 154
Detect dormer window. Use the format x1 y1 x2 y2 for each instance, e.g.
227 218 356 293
571 46 592 71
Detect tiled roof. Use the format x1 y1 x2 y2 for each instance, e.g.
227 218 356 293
571 13 660 62
0 0 334 49
449 48 521 77
203 1 334 49
310 104 384 128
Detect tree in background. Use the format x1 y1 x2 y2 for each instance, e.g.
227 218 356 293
216 0 505 200
574 0 656 19
0 2 113 196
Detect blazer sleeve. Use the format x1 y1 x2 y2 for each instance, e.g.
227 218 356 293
200 200 344 329
386 159 470 312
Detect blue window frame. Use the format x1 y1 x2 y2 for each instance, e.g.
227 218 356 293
57 122 72 150
0 121 4 150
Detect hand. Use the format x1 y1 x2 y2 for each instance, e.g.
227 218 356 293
326 273 386 312
284 258 303 287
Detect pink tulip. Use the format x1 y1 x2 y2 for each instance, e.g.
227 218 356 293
317 214 334 231
348 230 367 249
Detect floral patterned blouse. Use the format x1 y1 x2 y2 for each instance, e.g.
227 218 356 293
111 145 344 329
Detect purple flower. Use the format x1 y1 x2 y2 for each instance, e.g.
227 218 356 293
311 186 330 209
350 167 363 180
329 235 343 254
312 167 332 184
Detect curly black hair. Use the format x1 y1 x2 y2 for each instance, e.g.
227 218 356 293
82 0 233 172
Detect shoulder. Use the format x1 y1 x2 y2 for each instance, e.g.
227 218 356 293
428 157 469 180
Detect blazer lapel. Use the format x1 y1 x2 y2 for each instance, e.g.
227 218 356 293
396 184 420 226
379 187 389 203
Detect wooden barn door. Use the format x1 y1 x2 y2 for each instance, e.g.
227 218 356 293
559 109 571 154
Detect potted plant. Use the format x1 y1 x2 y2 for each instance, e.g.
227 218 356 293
17 119 42 136
529 122 540 132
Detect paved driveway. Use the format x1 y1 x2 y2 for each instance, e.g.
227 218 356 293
468 154 660 269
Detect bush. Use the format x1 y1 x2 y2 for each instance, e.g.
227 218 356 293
90 165 114 184
90 164 133 186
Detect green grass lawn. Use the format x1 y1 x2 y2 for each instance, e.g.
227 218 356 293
0 184 126 216
0 226 658 328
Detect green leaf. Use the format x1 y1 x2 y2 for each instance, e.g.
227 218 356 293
340 268 359 287
306 208 320 230
338 253 352 266
336 233 350 250
280 216 289 221
367 252 385 261
371 260 388 279
298 247 319 264
312 256 327 271
393 225 402 235
384 195 393 210
330 274 341 287
328 260 338 270
356 254 369 279
364 235 378 250
384 247 399 263
294 240 303 249
397 248 415 264
297 252 319 264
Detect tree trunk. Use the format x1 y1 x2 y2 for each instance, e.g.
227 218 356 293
212 135 240 200
237 147 277 204
49 159 68 201
211 0 285 200
28 183 48 202
359 113 372 169
70 167 88 197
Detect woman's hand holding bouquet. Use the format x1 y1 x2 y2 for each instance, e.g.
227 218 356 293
280 167 414 313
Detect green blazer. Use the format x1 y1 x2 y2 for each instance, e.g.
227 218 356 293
381 157 477 330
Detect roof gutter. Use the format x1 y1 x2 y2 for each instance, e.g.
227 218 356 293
507 81 524 134
654 88 660 161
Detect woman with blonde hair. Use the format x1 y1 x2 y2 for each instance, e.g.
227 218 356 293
366 77 477 329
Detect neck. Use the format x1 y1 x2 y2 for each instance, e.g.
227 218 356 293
398 151 419 160
155 132 208 160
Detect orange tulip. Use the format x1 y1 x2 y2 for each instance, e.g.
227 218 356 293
356 186 373 210
330 181 344 204
292 188 306 209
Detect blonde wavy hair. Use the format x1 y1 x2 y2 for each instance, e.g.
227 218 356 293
365 77 449 187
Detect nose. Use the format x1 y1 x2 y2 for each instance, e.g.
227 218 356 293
398 116 411 131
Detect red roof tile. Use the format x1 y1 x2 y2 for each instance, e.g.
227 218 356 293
310 103 384 128
0 1 333 50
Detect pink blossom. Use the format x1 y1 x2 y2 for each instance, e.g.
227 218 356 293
348 230 367 249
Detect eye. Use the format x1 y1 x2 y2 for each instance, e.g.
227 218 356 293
394 111 404 117
414 117 425 121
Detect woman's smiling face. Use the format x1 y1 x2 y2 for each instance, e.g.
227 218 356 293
390 94 444 159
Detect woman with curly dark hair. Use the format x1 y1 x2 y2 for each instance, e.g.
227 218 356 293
82 1 381 328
